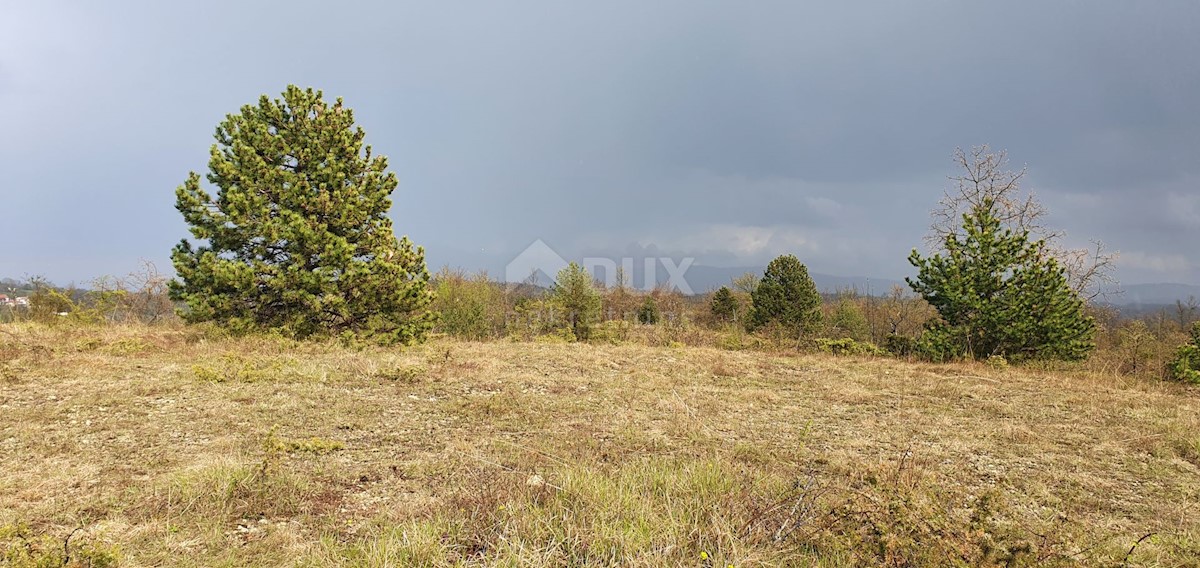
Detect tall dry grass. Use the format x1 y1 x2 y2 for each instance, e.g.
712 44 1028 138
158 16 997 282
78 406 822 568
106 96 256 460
2 322 1198 565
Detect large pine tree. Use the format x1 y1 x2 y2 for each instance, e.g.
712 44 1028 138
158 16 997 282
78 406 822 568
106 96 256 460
170 86 434 344
907 200 1095 361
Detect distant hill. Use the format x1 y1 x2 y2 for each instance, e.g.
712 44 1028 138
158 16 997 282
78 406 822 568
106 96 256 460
687 270 1200 306
1111 283 1200 306
0 277 37 297
490 263 907 296
682 265 906 295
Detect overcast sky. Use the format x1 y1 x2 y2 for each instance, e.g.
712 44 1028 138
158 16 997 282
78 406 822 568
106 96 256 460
2 1 1198 287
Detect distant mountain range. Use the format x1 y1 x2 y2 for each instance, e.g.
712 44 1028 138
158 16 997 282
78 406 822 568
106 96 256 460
10 267 1196 307
678 266 1200 307
682 265 906 295
1110 283 1200 307
501 263 1200 305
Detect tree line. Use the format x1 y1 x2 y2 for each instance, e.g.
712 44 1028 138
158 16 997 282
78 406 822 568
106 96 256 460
14 85 1197 382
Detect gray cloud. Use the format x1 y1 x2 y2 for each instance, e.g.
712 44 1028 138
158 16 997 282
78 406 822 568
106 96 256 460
1 1 1198 286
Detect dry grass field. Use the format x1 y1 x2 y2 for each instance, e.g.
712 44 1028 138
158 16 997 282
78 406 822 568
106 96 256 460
1 323 1199 566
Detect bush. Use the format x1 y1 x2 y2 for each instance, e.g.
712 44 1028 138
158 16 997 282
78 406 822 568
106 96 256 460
883 334 917 357
1167 322 1200 384
25 281 127 326
824 294 870 341
505 297 569 340
28 284 79 322
588 320 632 345
601 279 639 322
814 337 884 356
636 296 660 325
1113 319 1171 377
912 325 965 363
986 354 1010 369
883 331 916 355
431 269 507 340
709 286 739 324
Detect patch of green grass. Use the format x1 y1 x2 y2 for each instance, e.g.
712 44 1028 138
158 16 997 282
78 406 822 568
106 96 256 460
0 522 120 568
192 353 287 383
102 337 153 356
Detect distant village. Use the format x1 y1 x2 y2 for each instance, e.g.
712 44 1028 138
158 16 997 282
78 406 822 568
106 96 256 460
0 294 30 307
1 278 36 309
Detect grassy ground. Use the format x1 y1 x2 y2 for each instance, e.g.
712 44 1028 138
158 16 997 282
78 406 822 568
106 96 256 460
1 323 1198 567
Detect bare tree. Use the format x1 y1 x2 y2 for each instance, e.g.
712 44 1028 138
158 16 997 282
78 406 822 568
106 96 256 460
731 272 760 295
1176 296 1199 331
1056 239 1120 302
881 285 915 336
927 146 1050 246
125 260 175 323
926 145 1119 302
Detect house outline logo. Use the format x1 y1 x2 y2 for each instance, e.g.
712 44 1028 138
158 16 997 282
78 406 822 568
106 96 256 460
505 239 570 285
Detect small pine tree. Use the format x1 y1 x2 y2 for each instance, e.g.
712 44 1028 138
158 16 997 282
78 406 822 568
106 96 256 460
550 262 602 341
637 295 661 325
169 86 435 344
710 286 739 323
907 200 1095 362
747 255 822 337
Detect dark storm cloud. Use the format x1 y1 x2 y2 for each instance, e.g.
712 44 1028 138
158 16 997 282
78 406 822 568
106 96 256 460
1 1 1197 286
